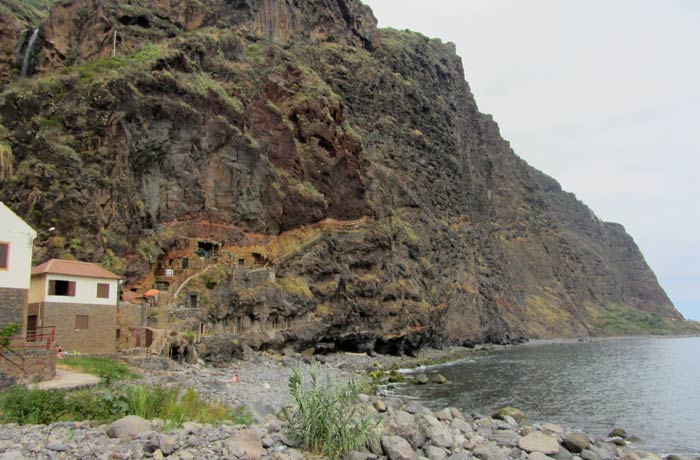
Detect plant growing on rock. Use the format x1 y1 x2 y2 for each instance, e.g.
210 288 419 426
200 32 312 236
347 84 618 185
282 367 379 460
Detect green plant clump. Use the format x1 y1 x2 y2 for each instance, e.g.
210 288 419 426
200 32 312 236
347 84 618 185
60 356 138 383
282 367 379 460
0 384 252 427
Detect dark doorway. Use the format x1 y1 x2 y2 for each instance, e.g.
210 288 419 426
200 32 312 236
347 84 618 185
27 315 37 342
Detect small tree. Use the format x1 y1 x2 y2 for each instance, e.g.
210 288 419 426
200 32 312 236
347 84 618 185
0 323 21 349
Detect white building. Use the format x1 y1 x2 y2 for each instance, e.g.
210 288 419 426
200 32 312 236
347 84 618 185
29 259 120 354
0 202 36 328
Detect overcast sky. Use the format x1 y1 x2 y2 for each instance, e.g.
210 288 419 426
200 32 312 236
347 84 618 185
363 0 700 320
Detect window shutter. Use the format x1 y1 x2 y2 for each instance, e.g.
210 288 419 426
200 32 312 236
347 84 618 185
0 243 8 269
68 281 76 297
49 279 56 295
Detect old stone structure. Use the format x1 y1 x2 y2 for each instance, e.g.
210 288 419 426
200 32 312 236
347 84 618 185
0 349 56 383
29 260 121 354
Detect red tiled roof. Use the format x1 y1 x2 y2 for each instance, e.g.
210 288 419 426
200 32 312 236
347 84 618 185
32 259 121 280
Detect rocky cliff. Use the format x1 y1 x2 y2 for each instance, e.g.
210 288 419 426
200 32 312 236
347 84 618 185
0 0 686 353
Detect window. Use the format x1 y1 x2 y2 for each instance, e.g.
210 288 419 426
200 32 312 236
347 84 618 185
182 257 189 269
49 280 76 296
97 283 110 299
75 315 89 330
0 242 8 269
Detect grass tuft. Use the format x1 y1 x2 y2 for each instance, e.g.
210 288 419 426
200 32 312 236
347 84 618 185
282 367 379 460
60 356 138 383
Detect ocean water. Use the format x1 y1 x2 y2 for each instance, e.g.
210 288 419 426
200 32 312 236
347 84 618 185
390 337 700 456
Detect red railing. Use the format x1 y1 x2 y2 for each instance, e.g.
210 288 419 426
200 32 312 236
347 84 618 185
10 326 56 350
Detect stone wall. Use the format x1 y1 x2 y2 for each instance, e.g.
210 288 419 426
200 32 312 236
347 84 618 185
42 302 116 354
0 287 26 327
0 349 56 383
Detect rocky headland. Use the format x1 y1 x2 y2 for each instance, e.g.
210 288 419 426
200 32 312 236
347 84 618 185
0 0 692 355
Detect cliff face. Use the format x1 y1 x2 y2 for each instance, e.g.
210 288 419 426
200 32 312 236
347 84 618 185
0 0 684 353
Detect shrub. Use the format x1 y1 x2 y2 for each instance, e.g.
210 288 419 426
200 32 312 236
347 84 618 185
282 367 379 460
0 386 67 424
0 384 251 427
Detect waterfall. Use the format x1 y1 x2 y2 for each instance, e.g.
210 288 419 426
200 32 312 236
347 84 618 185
20 28 40 78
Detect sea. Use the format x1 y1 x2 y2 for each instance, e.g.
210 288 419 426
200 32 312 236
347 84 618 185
389 336 700 456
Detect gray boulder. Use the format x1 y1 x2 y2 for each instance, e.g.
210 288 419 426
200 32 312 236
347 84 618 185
106 415 153 439
225 428 264 460
452 419 473 436
563 433 591 453
489 429 521 447
382 436 418 460
519 432 560 455
426 445 448 460
426 426 454 448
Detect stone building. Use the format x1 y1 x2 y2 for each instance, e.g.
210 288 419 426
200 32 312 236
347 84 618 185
0 202 36 328
28 259 121 354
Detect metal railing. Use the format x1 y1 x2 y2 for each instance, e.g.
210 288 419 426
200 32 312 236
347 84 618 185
10 326 56 350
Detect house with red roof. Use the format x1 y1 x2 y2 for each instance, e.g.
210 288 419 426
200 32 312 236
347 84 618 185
28 259 121 354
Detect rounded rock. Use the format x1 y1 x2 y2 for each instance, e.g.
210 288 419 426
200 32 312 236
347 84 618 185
563 433 591 453
518 433 560 455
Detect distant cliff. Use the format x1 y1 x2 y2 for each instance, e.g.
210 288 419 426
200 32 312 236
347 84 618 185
0 0 687 354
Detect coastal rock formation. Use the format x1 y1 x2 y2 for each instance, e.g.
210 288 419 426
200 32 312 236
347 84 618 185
0 0 686 353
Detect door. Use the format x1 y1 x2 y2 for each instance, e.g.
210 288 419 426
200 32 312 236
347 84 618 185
27 315 37 342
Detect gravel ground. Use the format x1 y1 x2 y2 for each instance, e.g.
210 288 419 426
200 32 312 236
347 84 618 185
133 346 491 417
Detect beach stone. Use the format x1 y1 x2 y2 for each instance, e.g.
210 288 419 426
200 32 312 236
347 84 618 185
606 437 627 446
359 394 371 403
426 445 448 460
563 433 590 453
451 408 466 420
158 434 177 455
452 419 473 436
431 374 448 384
153 449 164 460
415 374 430 385
106 415 153 439
446 453 471 460
0 452 25 460
588 445 616 460
519 433 560 455
529 452 556 460
474 442 508 460
609 428 628 439
182 422 203 433
225 428 264 460
180 451 195 460
493 407 527 424
542 424 564 434
490 429 521 447
374 400 388 412
382 436 417 460
581 450 599 460
426 426 454 448
405 402 425 414
46 442 68 452
551 447 574 460
665 456 682 460
503 415 518 427
435 408 453 421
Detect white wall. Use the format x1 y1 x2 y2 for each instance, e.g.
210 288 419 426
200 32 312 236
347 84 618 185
30 274 119 306
0 203 36 290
